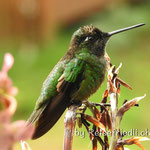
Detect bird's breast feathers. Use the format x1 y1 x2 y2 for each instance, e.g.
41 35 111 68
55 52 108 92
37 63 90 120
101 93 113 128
71 53 107 101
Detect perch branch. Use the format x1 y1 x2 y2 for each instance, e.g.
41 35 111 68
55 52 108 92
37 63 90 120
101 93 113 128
109 92 121 150
63 105 78 150
108 65 121 150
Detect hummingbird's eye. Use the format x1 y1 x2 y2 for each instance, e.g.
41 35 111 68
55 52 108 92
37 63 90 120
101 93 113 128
84 36 94 42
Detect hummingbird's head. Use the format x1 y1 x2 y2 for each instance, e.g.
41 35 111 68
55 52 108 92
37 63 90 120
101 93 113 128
69 23 145 58
71 25 109 57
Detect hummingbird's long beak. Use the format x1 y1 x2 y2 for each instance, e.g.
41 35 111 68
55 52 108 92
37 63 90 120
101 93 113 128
108 23 145 36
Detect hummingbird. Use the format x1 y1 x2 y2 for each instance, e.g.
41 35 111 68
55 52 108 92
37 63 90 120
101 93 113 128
28 23 145 139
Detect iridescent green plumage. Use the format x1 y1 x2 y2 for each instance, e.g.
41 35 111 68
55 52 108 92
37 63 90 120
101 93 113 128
28 25 109 139
28 23 145 139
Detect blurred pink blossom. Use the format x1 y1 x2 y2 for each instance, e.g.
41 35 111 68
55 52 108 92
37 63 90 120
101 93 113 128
0 53 18 97
0 121 34 150
0 53 34 150
2 53 14 74
0 96 17 123
21 141 31 150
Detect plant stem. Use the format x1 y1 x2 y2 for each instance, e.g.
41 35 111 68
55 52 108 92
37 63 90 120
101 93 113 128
109 93 120 150
63 105 78 150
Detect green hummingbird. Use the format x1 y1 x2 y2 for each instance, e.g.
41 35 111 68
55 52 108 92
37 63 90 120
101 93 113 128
28 23 145 139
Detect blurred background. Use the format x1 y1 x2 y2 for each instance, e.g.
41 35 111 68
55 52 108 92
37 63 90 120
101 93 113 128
0 0 150 149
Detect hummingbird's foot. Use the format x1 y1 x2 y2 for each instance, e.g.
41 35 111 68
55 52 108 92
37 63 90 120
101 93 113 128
83 100 111 108
80 101 111 116
69 100 82 107
78 104 87 113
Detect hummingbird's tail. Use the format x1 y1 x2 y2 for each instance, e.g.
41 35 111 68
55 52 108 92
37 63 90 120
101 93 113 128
27 105 47 125
30 92 69 139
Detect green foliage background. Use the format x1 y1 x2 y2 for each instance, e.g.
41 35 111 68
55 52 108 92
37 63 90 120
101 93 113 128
0 3 150 150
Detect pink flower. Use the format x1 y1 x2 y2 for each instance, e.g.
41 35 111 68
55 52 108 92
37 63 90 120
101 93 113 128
0 53 18 97
0 53 34 150
2 53 14 74
0 121 34 150
0 96 17 123
0 53 18 122
21 141 31 150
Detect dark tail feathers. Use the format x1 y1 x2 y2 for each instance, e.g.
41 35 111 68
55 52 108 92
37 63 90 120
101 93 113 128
32 93 69 139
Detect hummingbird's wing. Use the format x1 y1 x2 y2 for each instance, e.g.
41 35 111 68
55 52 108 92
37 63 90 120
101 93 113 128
28 58 85 139
27 62 64 124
